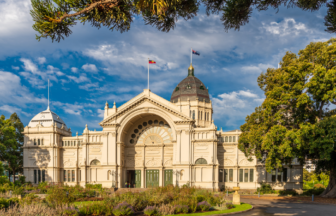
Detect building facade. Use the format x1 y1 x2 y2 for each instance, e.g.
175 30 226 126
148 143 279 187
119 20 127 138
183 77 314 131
22 64 303 190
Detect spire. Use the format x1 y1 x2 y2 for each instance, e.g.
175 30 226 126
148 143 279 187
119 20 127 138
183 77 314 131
188 63 194 77
47 79 50 110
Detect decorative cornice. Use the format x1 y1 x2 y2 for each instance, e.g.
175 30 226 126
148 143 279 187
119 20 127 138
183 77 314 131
174 120 195 125
100 97 191 126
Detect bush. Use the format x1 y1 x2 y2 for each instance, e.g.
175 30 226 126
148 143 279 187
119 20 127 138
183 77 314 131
78 202 108 215
46 186 72 207
0 176 10 185
302 188 325 196
175 205 189 214
144 206 158 216
20 193 43 206
113 202 134 216
196 195 206 203
279 190 298 196
257 183 275 194
85 184 102 190
13 186 24 195
197 201 211 211
62 206 79 216
157 204 175 216
0 198 9 209
226 203 235 209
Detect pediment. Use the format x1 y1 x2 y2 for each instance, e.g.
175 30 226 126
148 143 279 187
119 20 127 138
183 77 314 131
99 93 193 126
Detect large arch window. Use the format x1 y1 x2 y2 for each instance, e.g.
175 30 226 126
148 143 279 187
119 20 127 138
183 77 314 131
229 136 232 142
195 158 207 164
90 159 101 165
225 136 228 142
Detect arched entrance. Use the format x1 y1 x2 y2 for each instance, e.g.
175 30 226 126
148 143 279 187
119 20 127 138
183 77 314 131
119 113 175 188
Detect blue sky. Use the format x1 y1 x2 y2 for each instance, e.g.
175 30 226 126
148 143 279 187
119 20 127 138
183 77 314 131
0 0 332 135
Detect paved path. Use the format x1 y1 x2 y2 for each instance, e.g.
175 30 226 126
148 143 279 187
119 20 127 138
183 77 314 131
233 198 336 216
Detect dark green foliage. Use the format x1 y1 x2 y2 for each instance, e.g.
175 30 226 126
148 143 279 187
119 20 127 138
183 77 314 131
30 0 336 43
278 190 298 196
226 203 234 209
256 183 276 194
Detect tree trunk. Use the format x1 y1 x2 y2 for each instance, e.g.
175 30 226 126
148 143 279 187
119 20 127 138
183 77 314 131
320 166 336 197
13 171 16 183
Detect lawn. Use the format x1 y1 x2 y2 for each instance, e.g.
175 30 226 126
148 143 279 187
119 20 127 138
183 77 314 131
166 203 252 216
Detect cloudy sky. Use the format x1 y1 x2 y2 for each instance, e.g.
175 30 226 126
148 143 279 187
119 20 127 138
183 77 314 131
0 0 332 135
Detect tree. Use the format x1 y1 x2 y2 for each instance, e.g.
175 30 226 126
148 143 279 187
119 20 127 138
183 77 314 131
0 113 24 183
30 0 336 42
238 38 336 197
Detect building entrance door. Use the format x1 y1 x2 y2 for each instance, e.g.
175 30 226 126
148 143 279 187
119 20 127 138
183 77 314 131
164 170 173 186
126 170 141 188
146 170 159 188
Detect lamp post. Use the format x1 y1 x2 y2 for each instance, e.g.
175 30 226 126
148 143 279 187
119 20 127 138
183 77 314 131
173 170 181 187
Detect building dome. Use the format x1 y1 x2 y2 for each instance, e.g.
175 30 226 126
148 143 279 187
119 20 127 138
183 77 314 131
170 63 210 103
28 107 67 129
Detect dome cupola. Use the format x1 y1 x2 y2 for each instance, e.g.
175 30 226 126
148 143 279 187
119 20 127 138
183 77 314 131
28 107 67 129
170 63 210 103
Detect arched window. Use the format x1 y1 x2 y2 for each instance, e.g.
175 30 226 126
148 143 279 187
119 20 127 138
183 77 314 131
90 159 101 165
225 136 228 142
233 136 236 142
41 139 44 145
74 141 76 146
229 136 232 142
34 139 36 145
195 158 207 164
38 139 40 145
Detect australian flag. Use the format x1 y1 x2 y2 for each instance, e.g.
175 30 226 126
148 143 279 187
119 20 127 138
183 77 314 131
192 49 200 56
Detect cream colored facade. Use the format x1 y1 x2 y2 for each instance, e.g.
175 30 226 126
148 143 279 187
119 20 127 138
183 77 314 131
22 65 303 190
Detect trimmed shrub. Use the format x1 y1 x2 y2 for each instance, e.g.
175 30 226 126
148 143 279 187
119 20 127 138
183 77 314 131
144 206 158 216
226 203 235 209
113 202 134 216
197 201 211 211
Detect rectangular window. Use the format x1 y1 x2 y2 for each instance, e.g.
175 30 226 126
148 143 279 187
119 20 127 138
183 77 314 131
64 170 67 182
224 169 228 182
244 169 248 182
34 139 36 145
229 169 233 182
239 169 243 182
72 170 75 182
74 141 76 146
249 169 254 182
219 169 223 182
38 170 41 183
42 170 45 182
41 139 44 145
34 170 37 184
38 139 40 145
71 141 73 146
62 141 64 146
272 170 276 182
277 170 282 182
68 170 71 182
283 168 288 182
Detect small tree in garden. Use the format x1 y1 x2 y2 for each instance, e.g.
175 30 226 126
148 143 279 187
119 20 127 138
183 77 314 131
239 38 336 198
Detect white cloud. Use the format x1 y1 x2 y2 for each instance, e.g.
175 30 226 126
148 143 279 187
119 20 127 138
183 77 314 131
0 71 46 107
20 58 39 74
12 66 20 70
212 90 264 127
82 64 98 73
37 57 46 64
71 67 78 73
0 105 30 116
79 82 99 91
67 74 90 83
53 101 83 115
97 109 104 118
261 18 310 37
241 63 275 74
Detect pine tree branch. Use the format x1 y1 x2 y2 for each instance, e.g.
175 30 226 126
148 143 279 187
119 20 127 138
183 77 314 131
51 0 119 23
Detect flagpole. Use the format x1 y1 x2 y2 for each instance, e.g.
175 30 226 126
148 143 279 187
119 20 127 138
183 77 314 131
148 58 149 89
191 48 192 64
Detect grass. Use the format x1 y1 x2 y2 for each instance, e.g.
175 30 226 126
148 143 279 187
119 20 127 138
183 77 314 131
73 200 104 207
166 203 252 216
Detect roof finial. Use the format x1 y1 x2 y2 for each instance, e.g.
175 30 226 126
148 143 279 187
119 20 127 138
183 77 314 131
47 79 50 110
188 63 194 77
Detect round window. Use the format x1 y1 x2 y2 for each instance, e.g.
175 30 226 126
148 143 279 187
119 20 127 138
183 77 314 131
159 121 164 126
134 129 139 133
143 122 147 127
148 120 153 125
164 124 169 128
154 120 158 124
138 125 143 129
130 139 134 144
131 134 136 138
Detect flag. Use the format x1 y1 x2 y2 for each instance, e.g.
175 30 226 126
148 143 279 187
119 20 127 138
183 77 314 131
192 50 200 56
149 60 156 64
